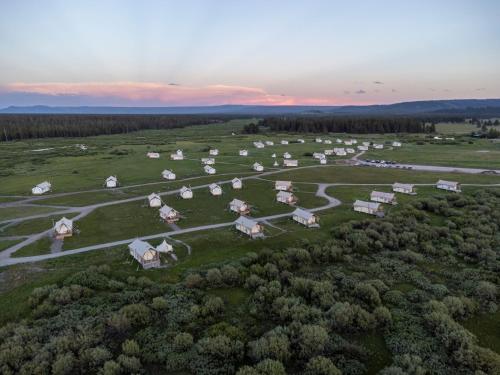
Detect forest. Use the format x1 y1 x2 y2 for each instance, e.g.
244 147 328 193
0 189 498 375
0 115 224 141
256 117 435 134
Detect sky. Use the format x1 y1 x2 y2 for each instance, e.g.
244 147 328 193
0 0 499 107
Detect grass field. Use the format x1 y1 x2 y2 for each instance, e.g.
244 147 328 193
364 138 500 169
1 118 499 348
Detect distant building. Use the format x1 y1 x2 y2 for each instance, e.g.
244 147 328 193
370 191 397 205
392 183 416 195
283 159 298 167
32 181 51 195
324 139 332 144
229 198 249 214
276 191 298 205
209 149 219 156
436 180 461 192
239 149 248 156
392 141 402 147
315 138 323 143
281 140 289 145
253 141 265 148
105 176 118 188
162 169 176 180
334 148 346 156
204 165 216 175
319 158 327 164
346 148 355 154
179 186 193 199
148 193 162 207
232 177 243 189
292 208 319 228
156 239 173 253
201 157 215 165
275 180 293 191
373 144 384 149
253 162 264 172
147 152 160 159
357 145 368 151
159 205 180 222
324 149 334 156
297 138 305 143
344 140 353 146
283 152 292 159
353 200 384 217
171 151 184 160
265 140 274 146
336 138 343 144
209 183 222 196
234 216 264 238
128 239 160 269
54 217 73 238
313 152 325 159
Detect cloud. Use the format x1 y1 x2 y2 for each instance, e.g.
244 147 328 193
343 90 351 95
475 88 486 91
1 81 355 106
373 81 384 85
355 89 366 94
168 83 180 86
391 89 397 92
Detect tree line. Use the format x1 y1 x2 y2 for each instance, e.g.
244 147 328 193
254 117 436 134
0 115 224 141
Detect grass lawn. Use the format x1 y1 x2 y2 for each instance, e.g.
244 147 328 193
11 237 52 258
272 165 500 184
0 205 61 221
363 139 500 169
0 239 22 252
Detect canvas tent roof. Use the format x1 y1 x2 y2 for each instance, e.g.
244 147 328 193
354 200 381 210
293 208 314 220
371 191 395 200
393 183 414 190
437 180 459 187
159 205 176 215
54 217 73 232
129 239 155 257
156 239 173 253
235 216 258 229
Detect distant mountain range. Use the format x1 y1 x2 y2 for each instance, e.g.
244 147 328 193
1 99 500 116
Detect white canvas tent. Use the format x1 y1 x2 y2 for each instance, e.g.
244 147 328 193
159 204 180 222
128 239 160 269
292 208 319 228
54 217 73 238
370 191 397 205
234 216 264 238
105 176 118 188
275 180 292 191
209 183 222 196
32 181 51 195
162 170 176 180
393 183 416 195
229 198 249 214
148 193 162 207
232 178 243 189
179 186 193 199
204 165 216 174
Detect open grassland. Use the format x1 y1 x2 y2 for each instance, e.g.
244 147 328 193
272 165 500 184
364 138 500 169
0 205 61 221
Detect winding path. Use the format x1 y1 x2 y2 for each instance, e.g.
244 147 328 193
1 153 500 267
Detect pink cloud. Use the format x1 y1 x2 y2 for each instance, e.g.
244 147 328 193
3 82 351 106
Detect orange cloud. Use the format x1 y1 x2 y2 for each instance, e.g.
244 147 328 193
4 82 349 106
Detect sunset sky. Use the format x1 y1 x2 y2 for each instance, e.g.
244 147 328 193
1 0 499 107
